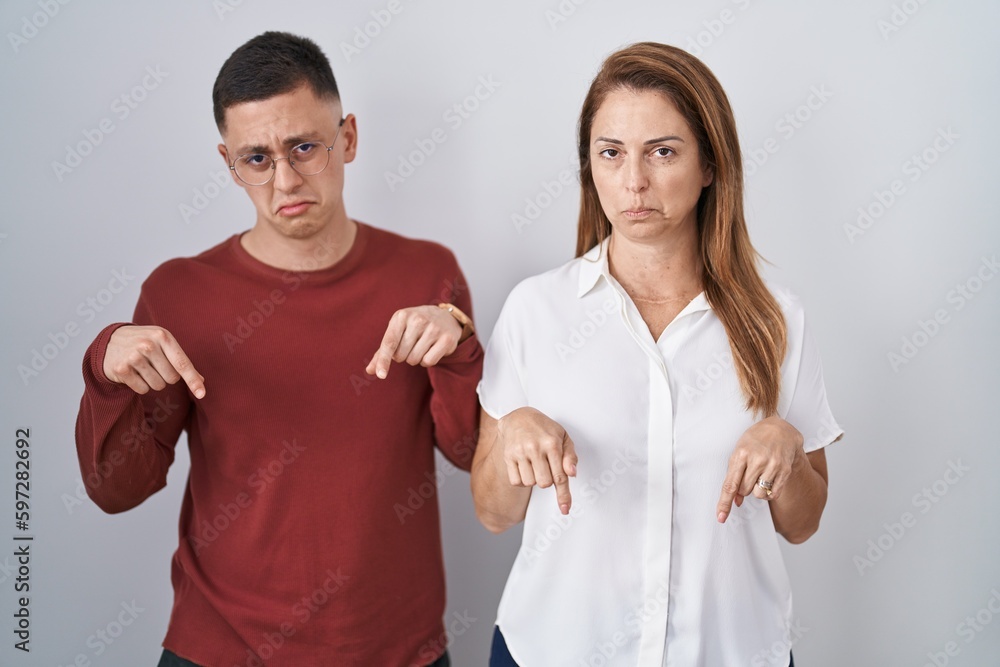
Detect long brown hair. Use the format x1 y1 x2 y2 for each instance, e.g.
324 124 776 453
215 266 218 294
575 42 786 417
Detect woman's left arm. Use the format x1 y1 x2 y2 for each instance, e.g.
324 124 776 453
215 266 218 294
715 416 829 544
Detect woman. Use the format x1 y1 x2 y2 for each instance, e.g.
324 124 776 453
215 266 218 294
471 42 842 666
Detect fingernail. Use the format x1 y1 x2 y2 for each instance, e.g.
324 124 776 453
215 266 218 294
568 463 577 476
560 504 569 515
717 512 727 523
376 368 387 379
195 388 205 399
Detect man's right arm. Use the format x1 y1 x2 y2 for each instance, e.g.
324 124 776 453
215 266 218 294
75 294 205 514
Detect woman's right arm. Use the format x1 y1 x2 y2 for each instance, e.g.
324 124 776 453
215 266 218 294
470 407 578 534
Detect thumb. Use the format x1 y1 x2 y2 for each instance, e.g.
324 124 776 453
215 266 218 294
562 433 578 477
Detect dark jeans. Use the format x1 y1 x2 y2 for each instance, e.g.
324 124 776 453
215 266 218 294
488 626 795 666
158 648 451 666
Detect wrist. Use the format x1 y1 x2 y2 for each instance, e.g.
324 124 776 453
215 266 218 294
438 303 474 342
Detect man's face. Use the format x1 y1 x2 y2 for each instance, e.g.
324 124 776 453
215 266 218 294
217 84 357 241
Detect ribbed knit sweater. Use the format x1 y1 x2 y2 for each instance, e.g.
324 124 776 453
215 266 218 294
75 222 483 667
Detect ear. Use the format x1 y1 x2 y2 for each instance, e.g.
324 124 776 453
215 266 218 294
218 143 245 190
340 114 358 164
701 162 714 188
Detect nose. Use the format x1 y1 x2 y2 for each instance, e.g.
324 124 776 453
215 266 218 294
624 155 649 193
271 156 304 192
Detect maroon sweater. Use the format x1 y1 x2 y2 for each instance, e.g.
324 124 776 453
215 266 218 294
75 222 483 667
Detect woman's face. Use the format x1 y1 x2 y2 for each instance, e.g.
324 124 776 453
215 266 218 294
589 88 713 243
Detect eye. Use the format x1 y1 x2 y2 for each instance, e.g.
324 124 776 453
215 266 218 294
652 147 674 157
292 142 319 157
598 148 620 159
240 154 270 169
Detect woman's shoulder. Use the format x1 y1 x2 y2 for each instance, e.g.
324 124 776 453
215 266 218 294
504 254 590 304
760 280 816 350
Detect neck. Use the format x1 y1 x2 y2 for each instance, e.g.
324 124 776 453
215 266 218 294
241 212 357 272
607 223 702 300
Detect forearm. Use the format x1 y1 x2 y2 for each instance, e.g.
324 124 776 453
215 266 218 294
427 334 484 470
75 325 183 513
769 448 828 544
470 410 531 533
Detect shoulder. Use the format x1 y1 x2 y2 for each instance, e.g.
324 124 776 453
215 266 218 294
762 280 815 367
362 222 460 268
497 255 588 319
764 280 806 328
142 235 238 293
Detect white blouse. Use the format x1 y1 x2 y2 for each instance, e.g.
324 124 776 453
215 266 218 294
477 238 843 667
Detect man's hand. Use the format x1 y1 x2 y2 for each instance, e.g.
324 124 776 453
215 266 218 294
103 325 206 398
366 305 463 379
495 407 578 515
716 416 802 523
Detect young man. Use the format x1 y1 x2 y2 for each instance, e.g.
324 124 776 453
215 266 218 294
75 32 482 667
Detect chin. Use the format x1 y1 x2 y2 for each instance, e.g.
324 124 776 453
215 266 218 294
273 217 326 240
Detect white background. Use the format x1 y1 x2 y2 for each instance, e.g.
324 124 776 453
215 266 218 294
1 1 998 665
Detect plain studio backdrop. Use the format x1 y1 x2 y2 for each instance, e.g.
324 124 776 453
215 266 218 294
1 1 998 665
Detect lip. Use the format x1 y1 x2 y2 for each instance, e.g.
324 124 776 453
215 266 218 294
276 201 314 217
623 208 654 220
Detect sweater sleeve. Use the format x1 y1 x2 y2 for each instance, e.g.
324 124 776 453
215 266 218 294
426 260 484 472
74 291 192 514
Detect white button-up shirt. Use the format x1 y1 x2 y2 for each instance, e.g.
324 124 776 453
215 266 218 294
477 239 843 667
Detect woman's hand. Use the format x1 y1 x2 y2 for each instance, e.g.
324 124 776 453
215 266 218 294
495 407 578 515
716 416 803 523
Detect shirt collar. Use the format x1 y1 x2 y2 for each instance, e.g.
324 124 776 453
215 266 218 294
575 236 713 316
576 237 611 298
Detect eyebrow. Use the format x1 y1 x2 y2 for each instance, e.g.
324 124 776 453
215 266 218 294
593 135 685 145
234 135 323 155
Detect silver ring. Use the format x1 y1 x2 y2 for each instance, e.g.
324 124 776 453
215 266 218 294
757 477 774 496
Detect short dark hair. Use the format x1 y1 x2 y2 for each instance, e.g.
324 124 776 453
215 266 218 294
212 31 340 131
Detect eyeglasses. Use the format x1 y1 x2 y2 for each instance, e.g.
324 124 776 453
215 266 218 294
228 118 345 186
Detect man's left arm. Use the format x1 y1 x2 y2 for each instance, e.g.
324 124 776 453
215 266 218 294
365 260 484 471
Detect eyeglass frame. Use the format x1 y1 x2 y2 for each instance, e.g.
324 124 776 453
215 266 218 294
226 117 346 186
